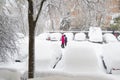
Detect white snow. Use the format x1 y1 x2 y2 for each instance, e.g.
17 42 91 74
117 35 120 41
103 33 118 43
0 68 21 80
88 27 103 42
0 32 120 80
50 33 62 41
55 41 104 73
74 33 86 41
27 71 117 80
63 44 102 73
35 38 62 71
102 43 120 73
64 33 74 41
38 33 50 40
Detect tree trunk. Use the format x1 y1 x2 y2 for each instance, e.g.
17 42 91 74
28 0 35 78
28 26 35 78
28 0 46 78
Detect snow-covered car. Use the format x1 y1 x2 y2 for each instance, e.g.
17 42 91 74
38 33 50 40
102 43 120 73
50 33 62 41
117 35 120 41
27 44 117 80
62 44 103 73
74 33 86 41
35 39 62 71
64 32 74 41
103 33 118 43
88 27 103 43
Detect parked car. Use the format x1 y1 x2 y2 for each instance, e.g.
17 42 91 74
103 33 118 43
74 33 86 41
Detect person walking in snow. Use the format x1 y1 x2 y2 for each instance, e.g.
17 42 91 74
64 35 67 46
61 34 65 48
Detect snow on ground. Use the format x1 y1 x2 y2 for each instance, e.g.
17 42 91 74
0 32 120 80
27 71 117 80
0 68 21 80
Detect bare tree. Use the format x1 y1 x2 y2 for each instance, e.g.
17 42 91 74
27 0 46 78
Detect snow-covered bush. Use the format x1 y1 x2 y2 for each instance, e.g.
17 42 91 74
74 33 86 41
103 33 118 43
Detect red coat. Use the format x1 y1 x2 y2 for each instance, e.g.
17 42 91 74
61 35 65 44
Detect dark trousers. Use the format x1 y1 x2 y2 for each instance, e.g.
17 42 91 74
61 44 64 48
65 42 67 46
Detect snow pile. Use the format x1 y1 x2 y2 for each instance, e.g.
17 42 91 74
64 33 73 41
0 68 20 80
88 27 103 42
102 43 120 73
74 33 86 41
103 33 118 43
50 33 62 41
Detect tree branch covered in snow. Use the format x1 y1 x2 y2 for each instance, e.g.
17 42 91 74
0 13 18 62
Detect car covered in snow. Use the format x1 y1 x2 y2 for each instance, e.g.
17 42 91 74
50 33 62 41
74 33 86 41
103 33 118 43
35 37 62 71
